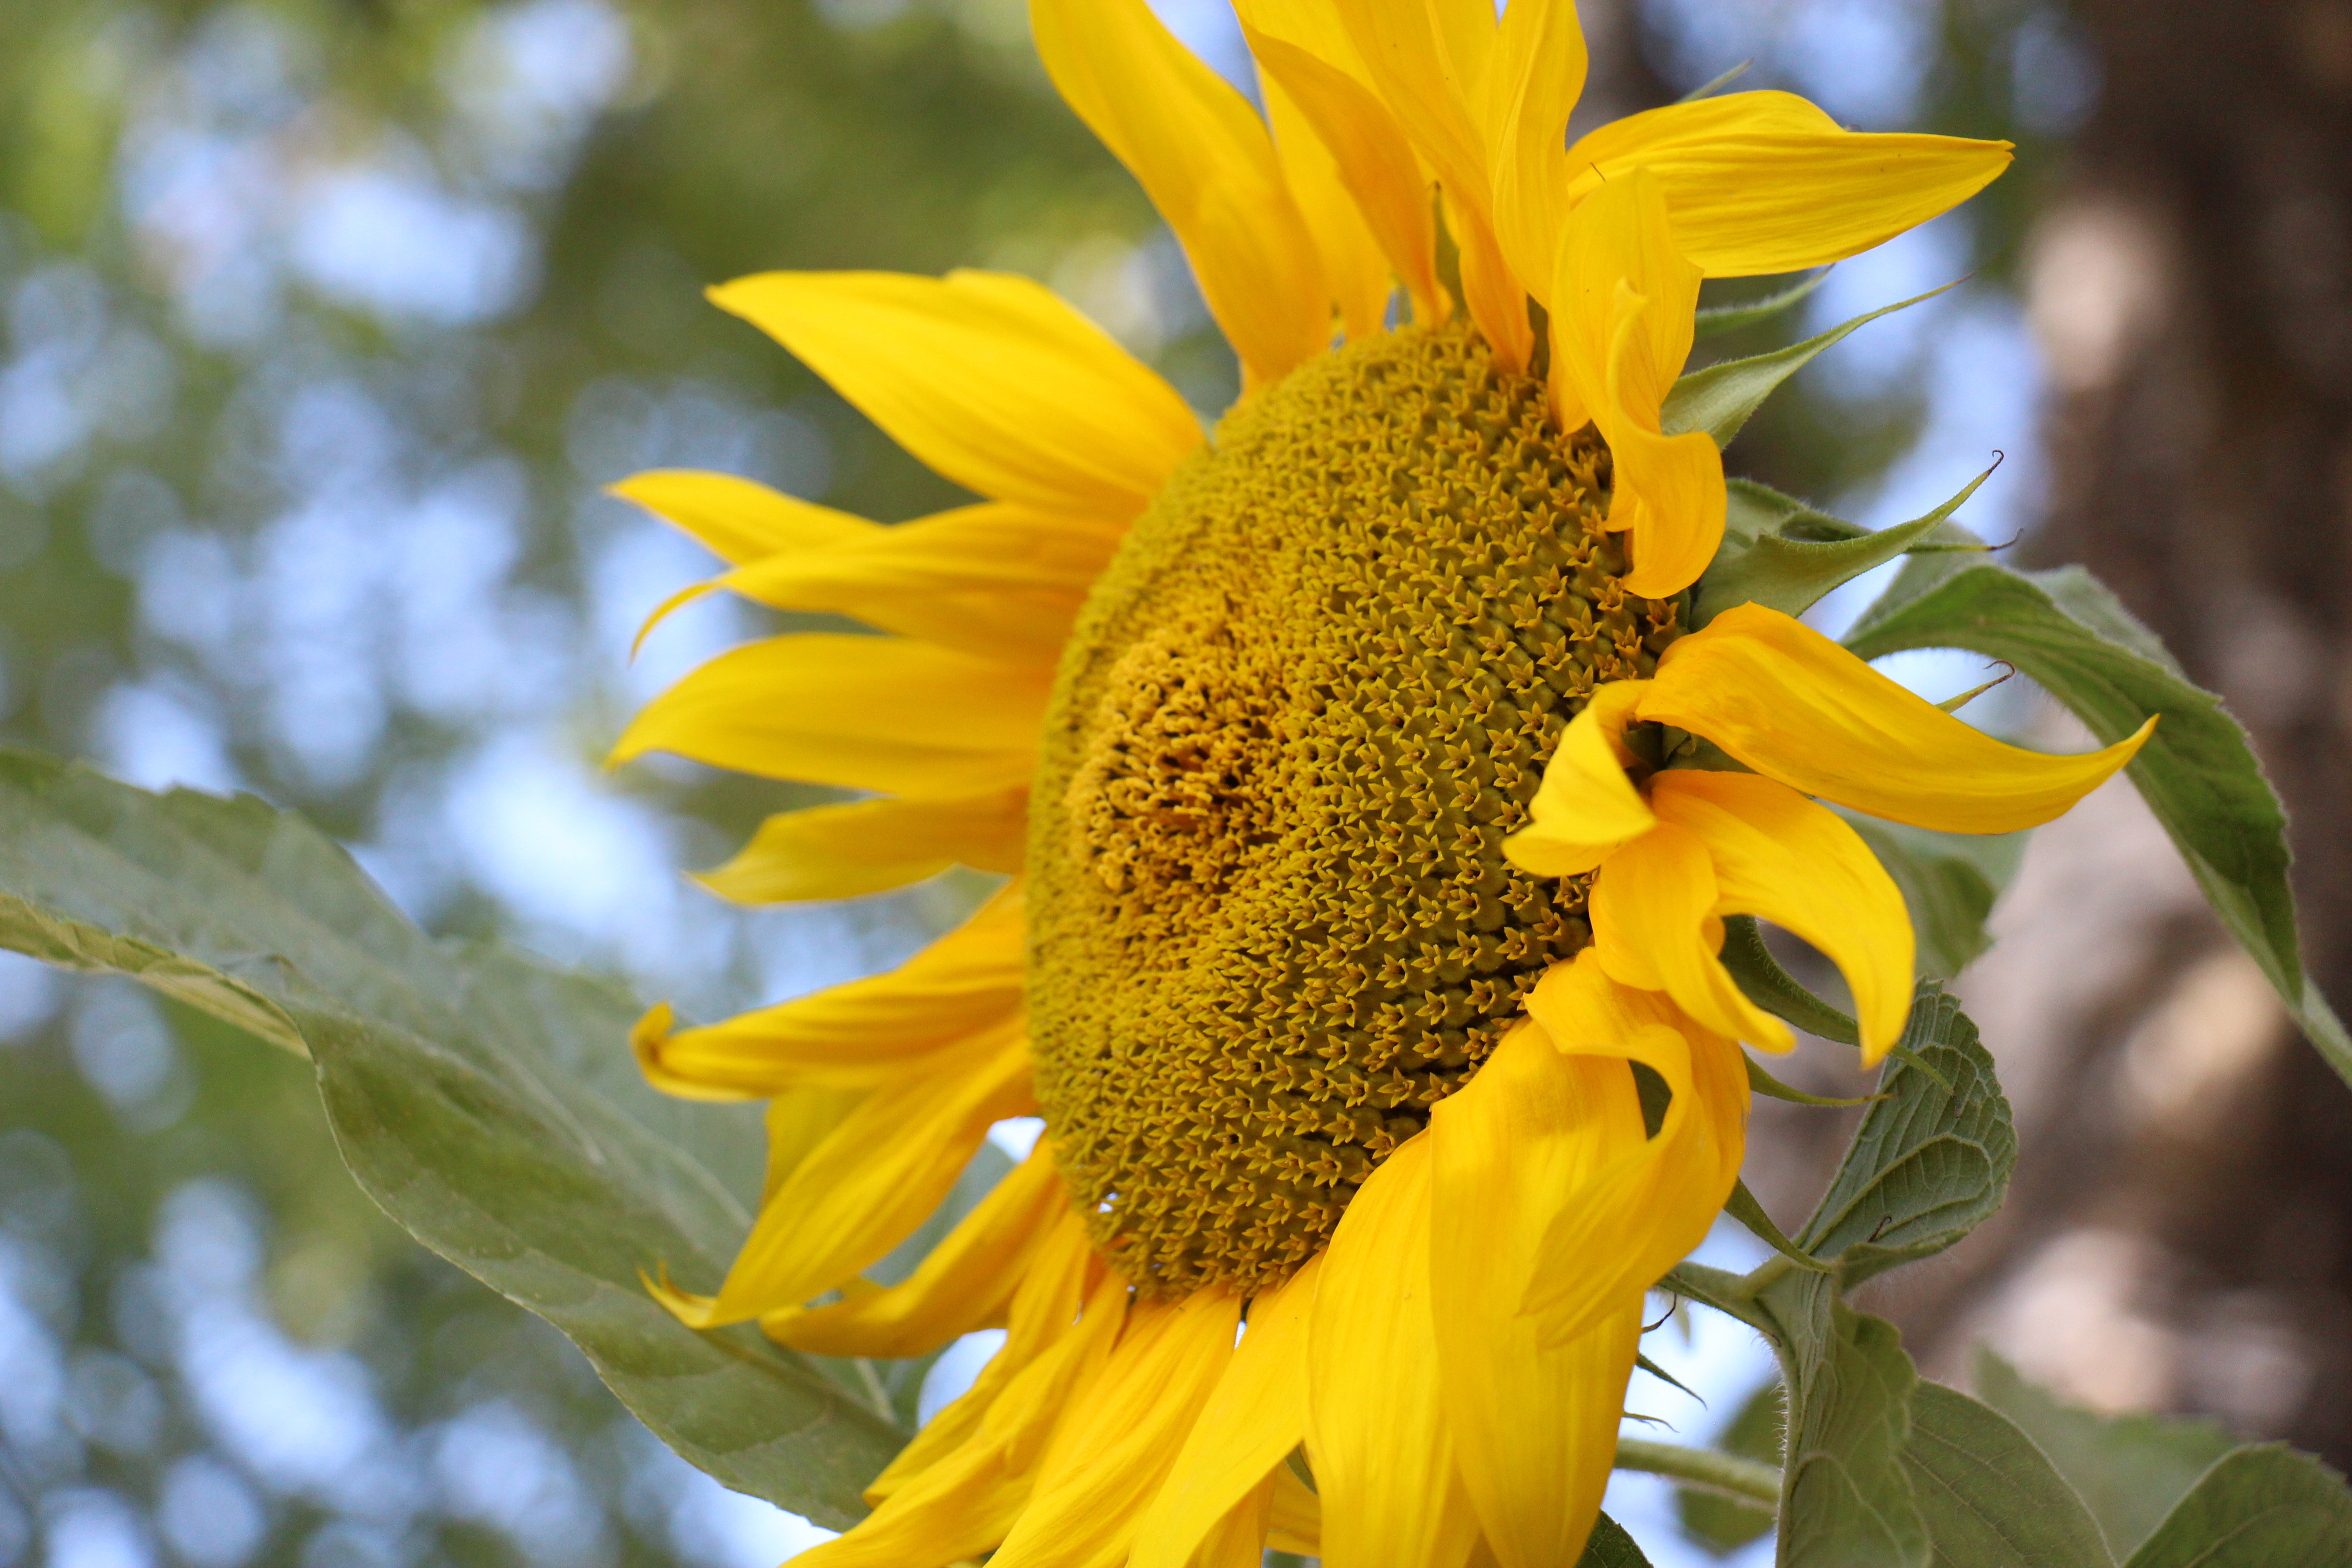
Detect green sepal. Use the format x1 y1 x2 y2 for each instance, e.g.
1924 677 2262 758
1725 1177 1834 1273
1690 466 1994 627
1693 269 1826 339
1845 554 2352 1092
1674 58 1753 103
1720 912 1860 1044
1746 1050 1881 1108
1662 279 1960 450
1635 1351 1704 1405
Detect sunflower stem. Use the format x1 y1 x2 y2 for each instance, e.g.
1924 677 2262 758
1613 1437 1782 1507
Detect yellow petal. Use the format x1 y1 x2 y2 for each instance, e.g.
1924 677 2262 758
719 502 1124 663
610 633 1053 798
698 1028 1035 1324
1520 952 1750 1330
1564 91 2012 277
764 1145 1069 1358
1307 1134 1484 1568
1550 166 1722 599
1642 603 2155 832
610 470 872 566
696 789 1029 906
1428 1019 1643 1568
633 884 1027 1099
709 269 1200 516
1266 1466 1322 1557
1652 769 1915 1063
1502 681 1654 878
1482 0 1588 304
1591 821 1796 1052
760 1085 871 1203
813 1268 1128 1566
1131 1257 1321 1568
1032 0 1329 389
1235 5 1446 323
1264 71 1396 341
993 1288 1245 1568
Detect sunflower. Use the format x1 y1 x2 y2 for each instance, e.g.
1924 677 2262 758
609 4 2152 1565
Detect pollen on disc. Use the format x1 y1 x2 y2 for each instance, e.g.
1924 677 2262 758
1026 321 1683 1299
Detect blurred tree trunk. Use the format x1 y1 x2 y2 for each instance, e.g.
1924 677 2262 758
1876 0 2352 1465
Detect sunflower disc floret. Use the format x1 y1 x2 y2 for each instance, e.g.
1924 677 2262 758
1028 322 1682 1298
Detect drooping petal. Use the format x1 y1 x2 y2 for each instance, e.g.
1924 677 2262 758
1130 1257 1321 1568
1590 821 1795 1052
610 470 872 565
1482 0 1588 305
991 1288 1245 1568
632 885 1026 1099
718 503 1126 663
763 1146 1069 1358
1652 769 1914 1063
1550 166 1722 599
681 1028 1036 1326
1428 1018 1644 1568
1642 603 2156 832
808 1268 1128 1567
1033 0 1329 389
1563 91 2012 277
697 788 1029 906
1307 1135 1484 1568
708 270 1201 517
1502 681 1654 877
1235 1 1446 323
610 633 1054 798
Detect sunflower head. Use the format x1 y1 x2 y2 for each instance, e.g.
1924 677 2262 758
1029 319 1679 1296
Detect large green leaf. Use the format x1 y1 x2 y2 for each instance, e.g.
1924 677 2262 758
1759 1272 1929 1568
1663 282 1956 450
2123 1446 2352 1568
0 747 908 1525
1902 1382 2112 1568
1798 986 2016 1288
1843 555 2352 1089
1973 1350 2236 1560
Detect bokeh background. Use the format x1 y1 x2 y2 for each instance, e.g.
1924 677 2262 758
0 0 2346 1564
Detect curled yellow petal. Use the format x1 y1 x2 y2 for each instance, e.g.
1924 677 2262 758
1429 1019 1642 1568
696 789 1029 906
1550 167 1723 599
1307 1133 1484 1568
1590 821 1795 1052
1131 1257 1321 1568
610 469 871 566
1564 90 2013 277
1502 681 1654 878
763 1146 1068 1359
718 503 1124 663
1643 603 2155 833
1652 769 1915 1063
708 269 1200 517
610 633 1053 798
633 885 1026 1098
1033 0 1329 389
992 1288 1244 1568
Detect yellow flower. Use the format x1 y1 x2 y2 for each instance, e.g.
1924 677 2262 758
605 4 2140 1566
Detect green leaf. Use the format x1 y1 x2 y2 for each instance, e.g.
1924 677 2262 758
1973 1350 2237 1560
1840 814 2027 982
1844 555 2352 1091
1695 270 1827 338
1902 1381 2113 1568
1678 1379 1785 1555
1692 468 1994 628
1662 281 1959 451
0 748 907 1525
1746 1051 1879 1108
1579 1511 1656 1567
1757 1271 1930 1568
1797 985 2015 1288
2123 1446 2352 1568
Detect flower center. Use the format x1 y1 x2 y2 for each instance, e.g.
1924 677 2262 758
1026 322 1680 1297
